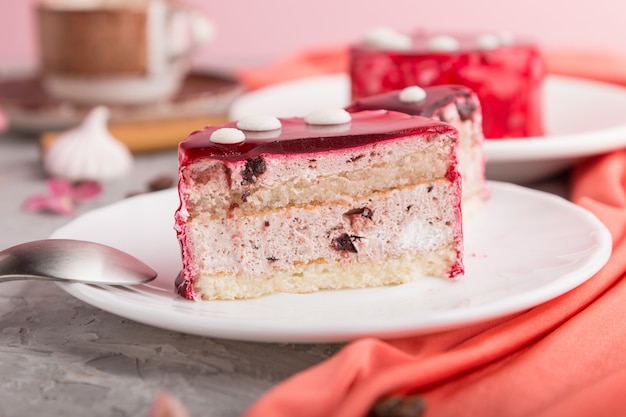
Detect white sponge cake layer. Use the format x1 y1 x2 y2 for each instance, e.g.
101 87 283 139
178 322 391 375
183 179 461 300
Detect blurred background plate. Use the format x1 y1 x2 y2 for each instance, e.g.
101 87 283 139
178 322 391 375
229 74 626 184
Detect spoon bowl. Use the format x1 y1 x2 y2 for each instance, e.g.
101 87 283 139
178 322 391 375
0 239 157 285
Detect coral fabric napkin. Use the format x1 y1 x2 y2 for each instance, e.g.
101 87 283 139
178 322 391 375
237 45 349 90
237 48 626 417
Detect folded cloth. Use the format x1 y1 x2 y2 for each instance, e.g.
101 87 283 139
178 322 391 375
237 45 348 90
236 46 626 90
238 47 626 417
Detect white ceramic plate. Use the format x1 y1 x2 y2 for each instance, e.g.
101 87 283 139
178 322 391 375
229 74 626 184
52 182 611 343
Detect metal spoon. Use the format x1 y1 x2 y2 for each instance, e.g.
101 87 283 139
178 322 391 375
0 239 157 285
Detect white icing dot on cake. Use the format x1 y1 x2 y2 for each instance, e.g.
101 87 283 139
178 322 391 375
304 108 352 126
210 128 245 144
399 86 427 103
364 26 412 51
427 35 459 52
244 130 283 140
498 31 515 45
236 115 282 132
475 33 501 50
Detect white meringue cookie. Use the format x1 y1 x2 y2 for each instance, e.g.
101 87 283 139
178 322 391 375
43 106 133 182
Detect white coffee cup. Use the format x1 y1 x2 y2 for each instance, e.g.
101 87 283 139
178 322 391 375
37 0 214 105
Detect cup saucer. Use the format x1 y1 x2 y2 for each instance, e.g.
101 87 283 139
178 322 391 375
0 69 245 134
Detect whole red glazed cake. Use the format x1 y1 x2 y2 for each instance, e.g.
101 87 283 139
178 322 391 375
175 109 464 300
349 28 545 139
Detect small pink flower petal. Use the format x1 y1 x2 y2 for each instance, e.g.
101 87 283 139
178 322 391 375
23 195 49 212
23 178 102 216
23 194 75 215
47 178 74 197
70 181 102 201
46 196 75 215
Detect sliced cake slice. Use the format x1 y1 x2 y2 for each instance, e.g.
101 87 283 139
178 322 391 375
175 109 463 300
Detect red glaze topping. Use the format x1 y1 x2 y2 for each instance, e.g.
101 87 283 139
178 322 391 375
346 85 479 123
179 110 455 165
349 32 545 139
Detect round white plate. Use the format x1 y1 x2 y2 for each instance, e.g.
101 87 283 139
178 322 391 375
51 182 611 343
229 74 626 184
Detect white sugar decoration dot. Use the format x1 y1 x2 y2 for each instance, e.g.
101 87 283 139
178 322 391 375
236 115 282 132
427 35 459 52
304 108 352 126
244 129 282 140
399 86 427 103
364 26 412 51
210 127 245 144
498 31 515 45
475 33 501 50
307 124 351 134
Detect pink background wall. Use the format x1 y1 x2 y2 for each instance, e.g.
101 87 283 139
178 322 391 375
1 0 626 72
